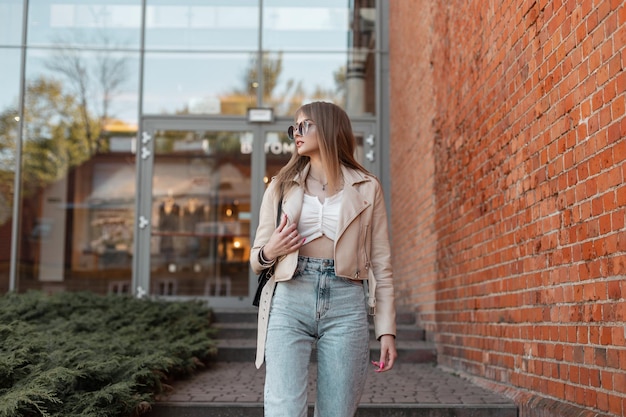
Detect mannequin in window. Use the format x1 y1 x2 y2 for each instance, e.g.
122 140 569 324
182 197 205 264
158 197 180 262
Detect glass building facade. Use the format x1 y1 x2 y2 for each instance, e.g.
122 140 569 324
0 0 389 308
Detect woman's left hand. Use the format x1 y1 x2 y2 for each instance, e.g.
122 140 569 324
372 334 397 373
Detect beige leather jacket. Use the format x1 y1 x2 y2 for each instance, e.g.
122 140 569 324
251 164 396 368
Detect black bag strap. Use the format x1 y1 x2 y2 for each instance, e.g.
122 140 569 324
275 191 283 227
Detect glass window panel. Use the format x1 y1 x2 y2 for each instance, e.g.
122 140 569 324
27 0 142 48
263 0 376 52
0 47 21 293
264 130 293 182
263 52 376 117
263 4 347 51
145 1 258 51
26 48 140 128
0 48 22 121
150 129 252 298
16 47 139 293
0 0 23 46
143 52 256 116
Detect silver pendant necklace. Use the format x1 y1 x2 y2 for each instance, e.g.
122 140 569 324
308 174 328 191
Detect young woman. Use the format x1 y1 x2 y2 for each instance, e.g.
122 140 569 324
250 101 397 417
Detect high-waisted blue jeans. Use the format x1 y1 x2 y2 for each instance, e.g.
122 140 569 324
264 256 370 417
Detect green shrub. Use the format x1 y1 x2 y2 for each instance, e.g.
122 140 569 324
0 291 217 417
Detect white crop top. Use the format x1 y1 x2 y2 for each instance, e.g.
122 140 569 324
298 191 343 244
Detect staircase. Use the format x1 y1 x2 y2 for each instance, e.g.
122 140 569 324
145 309 518 417
212 309 436 364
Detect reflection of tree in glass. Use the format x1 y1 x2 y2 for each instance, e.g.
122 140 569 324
0 107 18 225
210 132 244 155
21 78 97 195
45 34 129 154
0 76 96 226
232 52 347 115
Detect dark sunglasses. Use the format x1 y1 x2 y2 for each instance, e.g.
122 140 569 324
287 119 314 140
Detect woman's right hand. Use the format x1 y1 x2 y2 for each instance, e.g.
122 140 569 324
261 214 304 261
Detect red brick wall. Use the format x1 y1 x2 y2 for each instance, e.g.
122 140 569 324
389 1 626 416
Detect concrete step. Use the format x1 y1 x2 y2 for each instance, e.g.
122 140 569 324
214 322 426 342
211 309 435 364
214 339 437 363
212 309 420 326
212 309 258 324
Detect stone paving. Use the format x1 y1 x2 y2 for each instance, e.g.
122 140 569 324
156 362 515 407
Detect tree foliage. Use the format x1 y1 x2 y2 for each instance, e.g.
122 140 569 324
232 51 346 115
0 291 217 417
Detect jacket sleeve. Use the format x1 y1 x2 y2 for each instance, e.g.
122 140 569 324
250 181 280 275
370 180 397 339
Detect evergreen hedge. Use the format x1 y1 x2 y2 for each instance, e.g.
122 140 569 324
0 291 217 417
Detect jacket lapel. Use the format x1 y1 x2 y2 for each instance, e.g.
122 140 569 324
280 164 308 224
281 184 304 224
336 166 371 238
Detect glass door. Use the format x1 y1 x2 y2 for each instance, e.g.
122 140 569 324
151 129 251 298
135 116 257 307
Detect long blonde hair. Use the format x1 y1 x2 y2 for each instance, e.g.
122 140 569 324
274 101 369 194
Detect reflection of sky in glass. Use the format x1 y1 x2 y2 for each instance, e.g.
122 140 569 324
270 53 347 115
0 1 369 117
27 3 356 51
24 49 141 125
142 51 347 116
0 0 23 46
49 4 142 28
0 49 21 111
145 5 258 50
143 53 252 115
263 6 349 51
27 2 143 47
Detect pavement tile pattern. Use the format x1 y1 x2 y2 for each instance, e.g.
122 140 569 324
156 362 514 407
